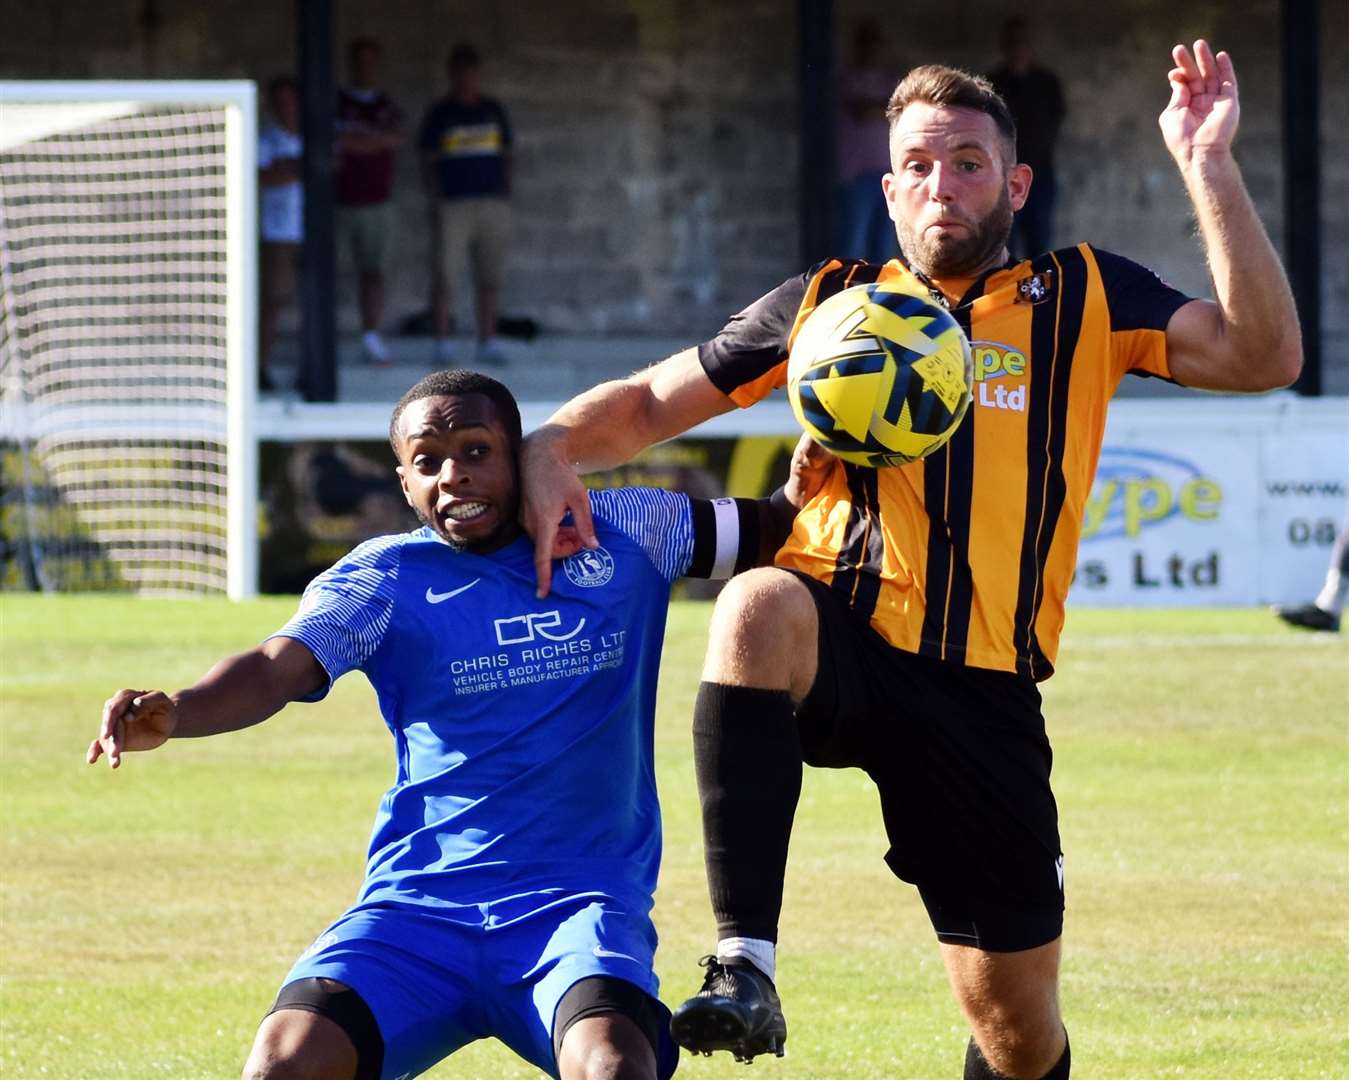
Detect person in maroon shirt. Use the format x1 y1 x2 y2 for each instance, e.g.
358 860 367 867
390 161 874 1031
336 36 404 365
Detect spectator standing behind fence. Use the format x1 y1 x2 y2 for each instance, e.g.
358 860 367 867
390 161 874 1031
836 18 898 265
257 76 303 392
988 16 1065 260
419 43 513 368
336 37 404 366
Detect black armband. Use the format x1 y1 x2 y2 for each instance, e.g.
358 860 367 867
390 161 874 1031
688 497 765 578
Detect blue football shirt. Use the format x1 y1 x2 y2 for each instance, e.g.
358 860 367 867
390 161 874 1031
272 487 706 921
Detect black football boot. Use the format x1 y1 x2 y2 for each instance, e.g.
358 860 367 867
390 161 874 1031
1275 603 1340 632
670 955 787 1063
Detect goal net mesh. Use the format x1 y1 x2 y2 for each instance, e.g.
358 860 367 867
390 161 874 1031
1 100 233 594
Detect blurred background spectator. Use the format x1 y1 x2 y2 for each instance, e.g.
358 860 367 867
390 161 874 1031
419 43 513 368
257 75 303 390
988 16 1066 260
835 17 897 265
335 36 404 366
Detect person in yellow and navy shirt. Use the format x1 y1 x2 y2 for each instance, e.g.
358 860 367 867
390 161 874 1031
523 42 1302 1080
419 42 513 368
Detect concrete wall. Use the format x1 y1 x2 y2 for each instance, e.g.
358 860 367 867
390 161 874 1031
838 0 1348 393
2 1 1344 388
0 0 802 342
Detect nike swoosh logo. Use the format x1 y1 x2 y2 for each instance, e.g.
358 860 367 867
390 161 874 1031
592 944 641 963
426 578 481 604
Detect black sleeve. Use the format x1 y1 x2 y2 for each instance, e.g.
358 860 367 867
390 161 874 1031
695 271 815 398
1093 247 1193 333
686 497 768 579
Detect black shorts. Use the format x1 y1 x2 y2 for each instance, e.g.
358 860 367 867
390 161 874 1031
790 570 1064 952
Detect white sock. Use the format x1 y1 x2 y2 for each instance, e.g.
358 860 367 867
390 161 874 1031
1315 566 1345 615
717 936 776 982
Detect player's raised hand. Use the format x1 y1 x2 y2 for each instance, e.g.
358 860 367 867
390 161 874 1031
520 429 598 598
783 433 837 510
1160 40 1239 167
87 689 177 769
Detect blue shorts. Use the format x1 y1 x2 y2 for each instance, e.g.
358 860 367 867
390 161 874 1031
279 892 678 1080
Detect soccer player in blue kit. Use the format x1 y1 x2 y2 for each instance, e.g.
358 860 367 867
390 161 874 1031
87 370 823 1080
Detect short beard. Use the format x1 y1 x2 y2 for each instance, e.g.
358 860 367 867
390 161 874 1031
412 503 467 551
413 498 520 553
896 188 1015 278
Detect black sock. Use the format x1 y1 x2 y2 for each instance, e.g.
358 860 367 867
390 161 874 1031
1042 1035 1070 1080
965 1032 1069 1079
692 681 802 943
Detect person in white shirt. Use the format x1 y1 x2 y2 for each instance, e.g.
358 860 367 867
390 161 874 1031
258 76 304 391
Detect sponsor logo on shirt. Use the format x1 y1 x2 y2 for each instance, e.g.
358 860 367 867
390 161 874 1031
494 610 586 646
971 340 1028 412
453 614 627 696
563 546 615 588
425 578 481 604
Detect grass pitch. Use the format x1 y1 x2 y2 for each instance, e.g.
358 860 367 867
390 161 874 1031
1 596 1345 1078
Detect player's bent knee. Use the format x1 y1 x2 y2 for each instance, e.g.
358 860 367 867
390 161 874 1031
967 1007 1064 1078
945 940 1063 1077
709 568 816 647
243 982 371 1080
704 568 818 692
557 1014 657 1080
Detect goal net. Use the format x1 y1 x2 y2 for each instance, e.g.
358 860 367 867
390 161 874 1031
0 82 257 597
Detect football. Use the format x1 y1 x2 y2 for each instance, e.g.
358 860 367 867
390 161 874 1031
787 281 974 467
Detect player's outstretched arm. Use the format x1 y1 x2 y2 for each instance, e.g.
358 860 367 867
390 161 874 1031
1158 40 1302 392
86 637 326 770
521 347 734 596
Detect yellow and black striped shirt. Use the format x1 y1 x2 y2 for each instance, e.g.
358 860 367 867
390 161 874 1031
697 246 1192 679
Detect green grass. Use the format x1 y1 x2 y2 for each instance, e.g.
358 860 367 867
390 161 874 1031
2 596 1345 1078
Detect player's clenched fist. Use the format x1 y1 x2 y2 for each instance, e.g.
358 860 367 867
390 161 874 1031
87 688 177 769
783 432 836 510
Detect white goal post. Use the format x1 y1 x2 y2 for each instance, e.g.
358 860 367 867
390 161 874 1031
0 80 258 598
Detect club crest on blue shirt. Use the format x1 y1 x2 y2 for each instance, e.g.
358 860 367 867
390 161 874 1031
563 546 615 588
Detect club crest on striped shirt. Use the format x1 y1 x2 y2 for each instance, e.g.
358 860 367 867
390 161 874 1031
563 545 615 588
1016 270 1055 304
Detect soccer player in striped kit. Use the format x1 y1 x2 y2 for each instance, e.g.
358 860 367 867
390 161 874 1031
522 43 1301 1079
88 370 825 1080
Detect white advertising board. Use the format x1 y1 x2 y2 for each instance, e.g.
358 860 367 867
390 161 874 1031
250 393 1345 608
1069 395 1347 607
